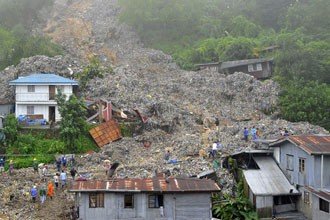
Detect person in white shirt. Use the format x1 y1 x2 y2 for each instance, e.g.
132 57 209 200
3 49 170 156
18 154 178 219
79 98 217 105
54 173 59 189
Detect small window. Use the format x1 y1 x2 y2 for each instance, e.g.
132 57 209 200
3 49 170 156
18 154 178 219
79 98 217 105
89 193 104 208
28 85 35 92
319 198 329 213
248 63 263 72
286 154 294 171
304 191 310 204
299 158 306 173
148 194 164 208
27 106 34 114
124 194 134 208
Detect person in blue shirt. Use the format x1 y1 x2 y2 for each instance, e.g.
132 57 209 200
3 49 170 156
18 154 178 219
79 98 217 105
61 155 67 168
243 127 249 142
30 186 38 203
251 126 257 140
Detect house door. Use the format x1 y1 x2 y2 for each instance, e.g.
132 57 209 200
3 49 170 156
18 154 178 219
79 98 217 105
49 106 55 122
49 85 55 100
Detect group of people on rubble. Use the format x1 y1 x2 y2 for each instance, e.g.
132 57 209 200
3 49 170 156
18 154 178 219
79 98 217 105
30 156 78 202
243 126 261 142
0 158 15 176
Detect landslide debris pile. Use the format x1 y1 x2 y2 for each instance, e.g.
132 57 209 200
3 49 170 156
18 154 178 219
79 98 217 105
0 0 329 219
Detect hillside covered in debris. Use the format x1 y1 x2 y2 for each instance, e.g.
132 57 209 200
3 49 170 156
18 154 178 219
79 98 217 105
0 0 328 219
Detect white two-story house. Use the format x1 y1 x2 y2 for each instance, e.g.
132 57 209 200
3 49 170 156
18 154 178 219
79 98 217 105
9 73 78 123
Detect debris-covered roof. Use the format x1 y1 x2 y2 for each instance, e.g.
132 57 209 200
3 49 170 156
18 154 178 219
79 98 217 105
269 135 330 155
243 156 300 196
8 73 78 85
70 177 221 193
220 58 273 69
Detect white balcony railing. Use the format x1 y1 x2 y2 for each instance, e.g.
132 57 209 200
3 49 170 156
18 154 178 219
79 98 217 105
15 93 72 102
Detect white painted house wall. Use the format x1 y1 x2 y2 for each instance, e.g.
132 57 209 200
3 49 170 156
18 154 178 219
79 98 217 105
15 85 73 122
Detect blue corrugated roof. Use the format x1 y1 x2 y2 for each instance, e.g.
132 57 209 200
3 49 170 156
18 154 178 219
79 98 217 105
8 74 78 85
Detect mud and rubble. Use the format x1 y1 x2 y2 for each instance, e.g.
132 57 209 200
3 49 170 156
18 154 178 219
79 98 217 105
0 0 329 219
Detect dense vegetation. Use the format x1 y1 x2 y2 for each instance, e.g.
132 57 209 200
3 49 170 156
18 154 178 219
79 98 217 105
118 0 330 130
0 0 62 70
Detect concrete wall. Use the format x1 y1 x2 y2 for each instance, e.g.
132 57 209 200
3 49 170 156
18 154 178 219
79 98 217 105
310 193 330 220
0 104 14 115
77 192 212 220
256 195 273 218
297 188 313 219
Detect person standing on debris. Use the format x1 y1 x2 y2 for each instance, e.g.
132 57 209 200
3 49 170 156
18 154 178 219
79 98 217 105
69 155 75 169
164 150 170 163
208 145 213 158
60 170 67 188
213 159 219 170
56 158 61 172
0 158 4 174
30 186 37 203
42 165 47 182
212 142 218 157
104 160 110 176
215 117 220 130
54 173 59 189
62 155 67 168
33 158 38 174
251 126 257 140
256 128 261 138
70 167 77 180
47 182 53 200
39 184 46 204
8 160 14 176
243 127 249 142
283 129 290 136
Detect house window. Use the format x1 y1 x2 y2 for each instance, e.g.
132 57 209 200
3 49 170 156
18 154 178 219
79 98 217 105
148 194 164 208
248 63 263 72
319 198 329 213
286 154 294 171
124 194 134 208
304 191 310 204
28 85 35 92
27 106 34 114
89 193 104 208
299 158 306 173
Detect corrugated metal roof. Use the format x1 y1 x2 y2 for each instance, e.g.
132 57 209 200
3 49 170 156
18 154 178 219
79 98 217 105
269 135 330 155
70 177 221 193
8 74 78 85
220 58 273 69
243 156 300 196
305 186 330 201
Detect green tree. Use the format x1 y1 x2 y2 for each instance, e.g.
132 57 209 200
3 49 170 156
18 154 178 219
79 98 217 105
212 179 258 220
3 114 18 147
278 80 330 130
56 90 88 152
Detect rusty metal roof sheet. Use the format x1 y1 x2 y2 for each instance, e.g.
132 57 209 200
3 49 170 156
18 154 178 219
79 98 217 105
269 135 330 155
89 119 122 147
305 186 330 202
70 177 220 193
